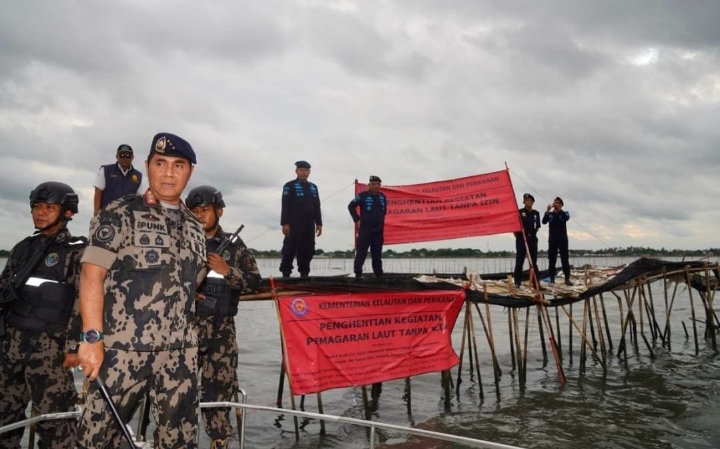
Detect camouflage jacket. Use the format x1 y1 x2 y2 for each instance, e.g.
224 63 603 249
82 192 206 351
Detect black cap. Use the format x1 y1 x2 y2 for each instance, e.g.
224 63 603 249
295 160 311 169
149 133 196 164
117 144 133 155
369 175 382 183
554 196 564 206
523 193 535 202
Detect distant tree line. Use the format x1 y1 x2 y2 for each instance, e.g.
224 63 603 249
1 247 716 260
247 246 720 259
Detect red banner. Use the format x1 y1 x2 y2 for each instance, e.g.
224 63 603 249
277 290 465 395
355 169 521 245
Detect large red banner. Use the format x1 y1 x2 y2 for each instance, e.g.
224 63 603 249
277 290 466 395
355 170 521 245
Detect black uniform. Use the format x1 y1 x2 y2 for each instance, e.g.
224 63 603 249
513 207 541 287
348 191 387 277
0 228 86 449
280 179 322 277
542 210 571 282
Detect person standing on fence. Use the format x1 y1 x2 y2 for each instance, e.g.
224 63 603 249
186 185 261 449
348 175 387 279
0 181 86 449
513 193 541 288
279 160 322 278
76 132 206 449
543 196 572 285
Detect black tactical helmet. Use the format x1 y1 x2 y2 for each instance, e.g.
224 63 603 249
185 185 225 209
29 182 79 214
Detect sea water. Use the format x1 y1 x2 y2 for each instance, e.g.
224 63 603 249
9 256 720 448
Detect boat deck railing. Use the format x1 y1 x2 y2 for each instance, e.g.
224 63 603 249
0 396 524 449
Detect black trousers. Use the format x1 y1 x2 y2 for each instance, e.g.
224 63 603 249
513 235 538 286
547 237 570 280
354 230 384 275
280 224 316 275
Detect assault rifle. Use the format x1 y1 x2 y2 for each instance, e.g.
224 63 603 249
0 221 68 337
215 224 244 255
200 224 244 311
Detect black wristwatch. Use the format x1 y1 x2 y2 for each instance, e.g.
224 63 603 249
224 270 235 280
80 329 104 344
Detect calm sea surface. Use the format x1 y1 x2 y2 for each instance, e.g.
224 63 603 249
8 256 720 448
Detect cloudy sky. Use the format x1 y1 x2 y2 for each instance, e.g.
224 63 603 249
1 0 718 254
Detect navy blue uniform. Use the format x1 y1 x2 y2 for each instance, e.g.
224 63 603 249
280 179 322 277
348 191 387 277
513 207 541 286
99 163 143 209
542 210 571 281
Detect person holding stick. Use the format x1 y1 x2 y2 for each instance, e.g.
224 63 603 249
76 132 206 449
0 181 85 449
186 185 261 449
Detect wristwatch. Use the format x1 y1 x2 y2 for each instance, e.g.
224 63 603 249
80 329 104 344
224 270 235 280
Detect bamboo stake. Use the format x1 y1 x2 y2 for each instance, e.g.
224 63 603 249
568 303 573 365
537 307 548 366
508 309 516 371
468 303 484 401
270 277 300 439
512 308 524 389
522 307 531 388
685 267 700 355
455 302 471 398
599 293 613 351
592 297 607 371
474 302 501 385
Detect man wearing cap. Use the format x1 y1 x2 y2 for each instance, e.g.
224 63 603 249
92 144 146 215
76 132 207 449
280 160 322 278
348 175 387 279
513 193 541 288
543 197 572 285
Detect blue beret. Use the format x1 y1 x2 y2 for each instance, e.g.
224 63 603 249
149 132 196 164
295 160 311 169
369 175 382 183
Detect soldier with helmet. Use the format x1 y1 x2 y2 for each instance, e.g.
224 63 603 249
186 185 261 449
0 181 86 449
76 132 207 449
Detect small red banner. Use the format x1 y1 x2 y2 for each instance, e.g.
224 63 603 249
355 169 521 245
277 290 465 395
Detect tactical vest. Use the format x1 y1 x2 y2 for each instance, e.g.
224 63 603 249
101 163 143 208
6 236 83 332
197 235 241 317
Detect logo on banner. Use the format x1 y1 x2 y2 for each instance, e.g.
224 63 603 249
290 298 309 317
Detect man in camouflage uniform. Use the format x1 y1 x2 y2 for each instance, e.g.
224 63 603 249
76 133 206 449
186 185 261 449
0 182 85 449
